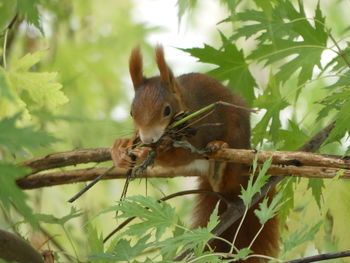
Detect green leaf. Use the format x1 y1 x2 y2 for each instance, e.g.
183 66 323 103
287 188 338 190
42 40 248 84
0 67 14 101
188 251 225 263
240 157 271 207
0 114 58 153
160 227 214 256
322 42 350 73
0 162 38 227
6 51 68 112
11 51 45 72
91 234 151 261
17 0 43 34
278 177 296 224
8 72 68 111
115 196 177 240
176 0 198 25
87 225 105 263
283 221 322 253
254 190 284 224
161 219 187 261
325 99 350 145
181 32 256 103
317 86 350 122
206 202 220 232
234 247 252 261
307 178 325 209
253 73 289 145
222 4 296 43
279 120 309 151
244 1 328 85
0 0 17 32
35 207 83 225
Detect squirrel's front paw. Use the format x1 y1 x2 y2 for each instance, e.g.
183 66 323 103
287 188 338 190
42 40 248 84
111 138 152 169
111 138 133 169
206 140 229 153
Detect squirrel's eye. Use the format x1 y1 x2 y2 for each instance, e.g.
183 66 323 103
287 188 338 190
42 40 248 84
163 105 171 117
130 110 133 117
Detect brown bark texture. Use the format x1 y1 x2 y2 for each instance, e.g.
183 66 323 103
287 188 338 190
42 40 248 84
16 145 350 190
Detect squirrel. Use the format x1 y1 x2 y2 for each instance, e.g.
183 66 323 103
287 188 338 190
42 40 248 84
111 45 279 262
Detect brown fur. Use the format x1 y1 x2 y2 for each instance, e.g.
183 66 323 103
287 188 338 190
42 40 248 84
129 46 144 88
128 46 279 261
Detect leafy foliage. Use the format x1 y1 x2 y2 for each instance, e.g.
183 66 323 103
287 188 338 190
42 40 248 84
17 0 43 33
0 0 350 262
282 221 322 254
0 114 57 154
239 157 271 207
182 33 256 103
0 163 37 226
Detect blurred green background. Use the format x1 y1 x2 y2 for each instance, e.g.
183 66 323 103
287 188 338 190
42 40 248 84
1 0 350 262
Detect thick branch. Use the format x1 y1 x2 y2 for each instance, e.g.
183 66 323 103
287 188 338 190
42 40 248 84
17 138 350 189
16 163 350 190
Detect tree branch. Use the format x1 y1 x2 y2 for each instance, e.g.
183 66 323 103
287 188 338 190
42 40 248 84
285 249 350 263
17 137 350 190
16 163 350 190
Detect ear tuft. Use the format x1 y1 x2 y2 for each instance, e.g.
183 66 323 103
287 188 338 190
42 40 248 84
155 45 174 85
129 46 144 88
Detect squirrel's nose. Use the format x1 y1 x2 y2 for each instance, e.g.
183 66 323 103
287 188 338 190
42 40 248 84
139 127 164 145
141 137 154 145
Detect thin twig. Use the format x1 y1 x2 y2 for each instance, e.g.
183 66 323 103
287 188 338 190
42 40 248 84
3 29 8 69
285 249 350 263
168 101 257 130
328 31 350 69
67 165 115 203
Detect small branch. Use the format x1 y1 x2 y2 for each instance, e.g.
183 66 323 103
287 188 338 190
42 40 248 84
285 249 350 263
328 32 350 69
67 166 115 203
18 147 111 174
298 123 335 152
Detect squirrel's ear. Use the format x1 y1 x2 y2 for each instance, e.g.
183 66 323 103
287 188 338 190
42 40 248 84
155 45 175 87
129 46 144 88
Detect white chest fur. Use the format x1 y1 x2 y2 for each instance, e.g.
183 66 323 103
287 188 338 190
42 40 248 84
175 159 210 176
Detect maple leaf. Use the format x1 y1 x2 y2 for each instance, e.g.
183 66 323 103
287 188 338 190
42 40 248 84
6 51 68 112
0 0 17 31
181 32 256 103
307 178 325 209
17 0 43 34
0 163 38 227
253 74 289 145
0 114 58 153
233 1 328 86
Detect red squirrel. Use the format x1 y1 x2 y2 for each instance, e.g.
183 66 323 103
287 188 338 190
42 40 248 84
111 46 279 261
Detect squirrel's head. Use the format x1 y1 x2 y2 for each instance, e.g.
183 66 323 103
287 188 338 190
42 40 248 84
129 45 184 145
